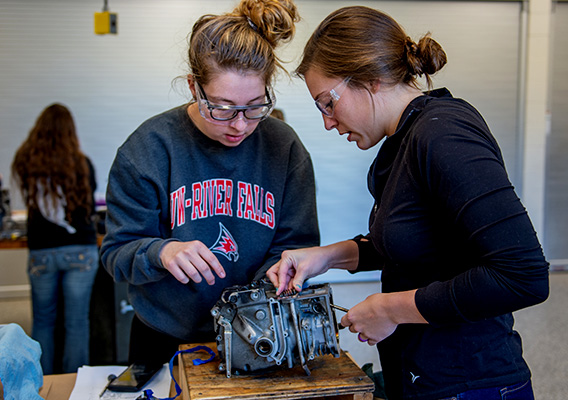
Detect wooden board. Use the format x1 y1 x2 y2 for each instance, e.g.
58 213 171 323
178 342 374 400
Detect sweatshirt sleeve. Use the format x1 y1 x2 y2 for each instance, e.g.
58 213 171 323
412 103 549 325
253 141 320 280
100 149 174 285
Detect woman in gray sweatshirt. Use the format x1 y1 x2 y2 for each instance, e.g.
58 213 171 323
100 0 319 366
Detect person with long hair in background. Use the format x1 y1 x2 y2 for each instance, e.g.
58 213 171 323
100 0 319 367
267 6 549 400
12 103 98 374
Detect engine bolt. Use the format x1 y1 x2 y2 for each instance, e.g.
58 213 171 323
255 310 266 320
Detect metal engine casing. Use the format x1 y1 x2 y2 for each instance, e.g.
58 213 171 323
210 280 341 377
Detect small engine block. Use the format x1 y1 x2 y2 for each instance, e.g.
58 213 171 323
210 280 341 377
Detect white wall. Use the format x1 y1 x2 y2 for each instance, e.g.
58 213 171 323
543 1 568 261
0 249 28 297
1 1 544 285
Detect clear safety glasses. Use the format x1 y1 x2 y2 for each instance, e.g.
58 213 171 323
314 76 352 118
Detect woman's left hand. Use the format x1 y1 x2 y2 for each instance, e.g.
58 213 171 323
340 290 428 346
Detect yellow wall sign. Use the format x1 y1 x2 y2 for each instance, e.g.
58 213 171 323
94 11 117 35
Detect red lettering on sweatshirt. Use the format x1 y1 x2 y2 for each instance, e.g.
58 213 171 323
171 179 273 229
265 191 275 228
191 179 233 219
170 186 186 229
237 181 275 229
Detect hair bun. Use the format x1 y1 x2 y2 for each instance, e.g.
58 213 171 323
405 33 447 78
234 0 299 47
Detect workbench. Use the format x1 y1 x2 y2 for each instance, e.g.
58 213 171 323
178 342 375 400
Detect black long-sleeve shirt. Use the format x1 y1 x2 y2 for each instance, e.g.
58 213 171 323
353 89 549 400
26 158 97 250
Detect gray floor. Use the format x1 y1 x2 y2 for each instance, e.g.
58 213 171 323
1 273 567 399
513 272 568 399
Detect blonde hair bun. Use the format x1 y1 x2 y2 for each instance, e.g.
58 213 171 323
233 0 299 47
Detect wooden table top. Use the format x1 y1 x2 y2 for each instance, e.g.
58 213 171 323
0 235 104 249
0 237 28 249
178 342 375 400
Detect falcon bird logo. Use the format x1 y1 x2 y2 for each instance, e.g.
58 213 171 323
209 222 239 261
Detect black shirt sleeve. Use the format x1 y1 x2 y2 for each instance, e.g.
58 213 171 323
410 102 549 324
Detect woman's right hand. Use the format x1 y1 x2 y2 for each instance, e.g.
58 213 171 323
266 246 330 295
159 240 226 285
267 240 359 295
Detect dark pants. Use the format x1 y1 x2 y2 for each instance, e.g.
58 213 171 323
439 380 535 400
128 314 186 367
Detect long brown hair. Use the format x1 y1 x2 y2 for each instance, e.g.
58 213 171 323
296 6 447 90
188 0 299 87
11 103 92 223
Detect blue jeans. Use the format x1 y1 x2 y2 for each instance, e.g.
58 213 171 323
28 244 99 374
439 380 535 400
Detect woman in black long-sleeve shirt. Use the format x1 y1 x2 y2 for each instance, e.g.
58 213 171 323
12 104 99 374
267 6 549 400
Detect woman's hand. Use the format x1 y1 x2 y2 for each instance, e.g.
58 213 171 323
266 246 330 295
267 240 360 295
159 240 226 285
341 290 428 346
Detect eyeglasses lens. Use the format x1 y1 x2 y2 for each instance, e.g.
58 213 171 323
314 77 351 118
195 83 274 122
315 97 333 117
210 105 270 121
